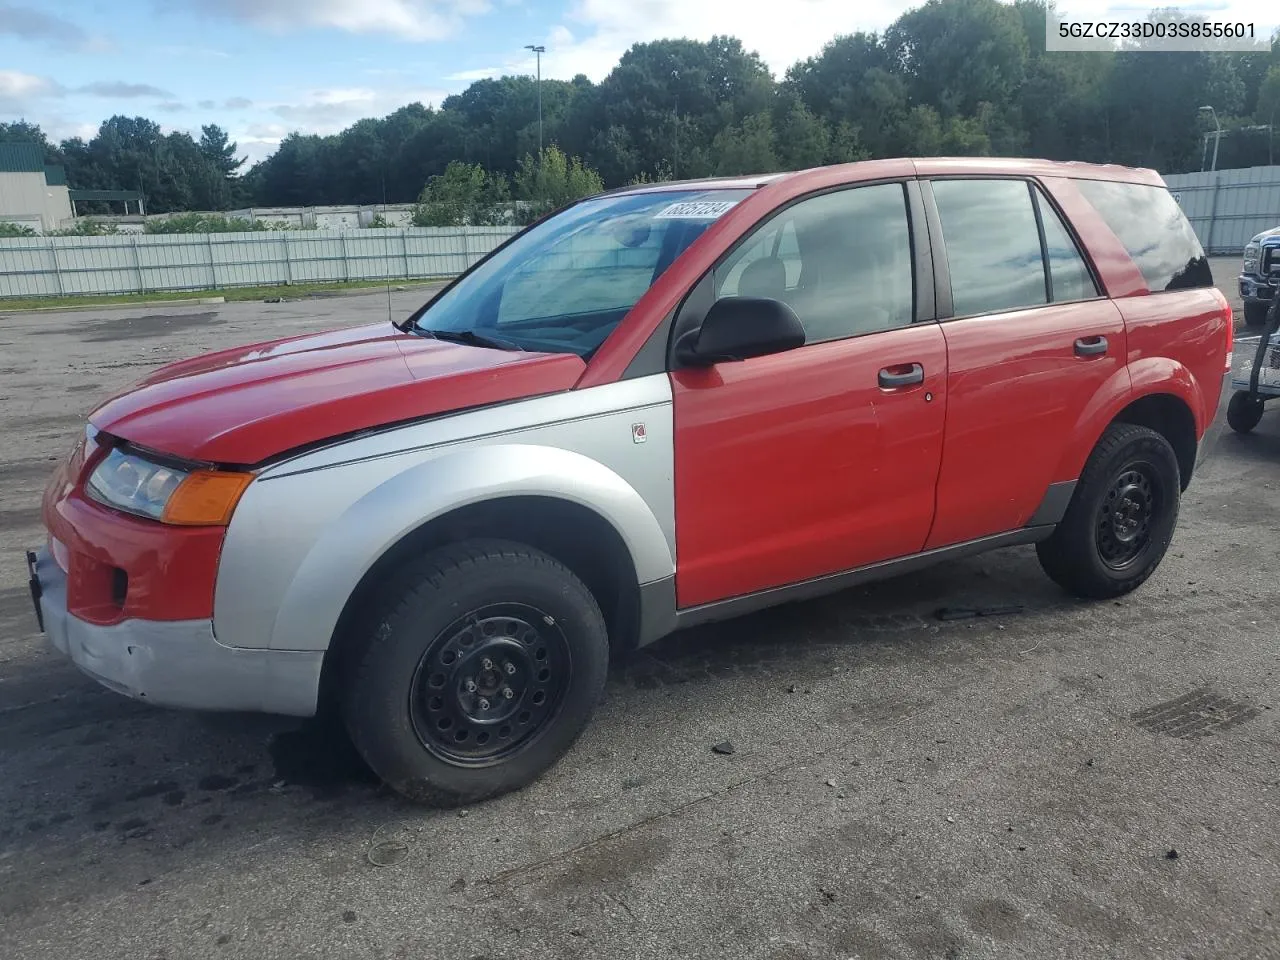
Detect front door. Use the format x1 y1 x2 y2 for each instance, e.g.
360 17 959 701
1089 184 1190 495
671 181 948 609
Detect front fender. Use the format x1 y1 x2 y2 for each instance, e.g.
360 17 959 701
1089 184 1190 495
1050 356 1202 483
261 443 673 652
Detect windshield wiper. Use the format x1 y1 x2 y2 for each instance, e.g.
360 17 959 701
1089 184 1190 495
417 328 524 351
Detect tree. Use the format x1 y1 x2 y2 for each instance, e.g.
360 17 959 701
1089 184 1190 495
712 113 778 175
513 146 604 210
412 160 510 226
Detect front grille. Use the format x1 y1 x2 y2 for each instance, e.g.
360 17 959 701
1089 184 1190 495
1262 246 1280 276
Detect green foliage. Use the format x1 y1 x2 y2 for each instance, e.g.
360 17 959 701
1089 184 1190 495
50 219 119 236
144 213 267 234
412 160 512 226
513 147 604 208
0 221 36 237
367 213 391 228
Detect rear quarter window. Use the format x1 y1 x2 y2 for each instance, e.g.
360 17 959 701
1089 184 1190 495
1073 179 1212 292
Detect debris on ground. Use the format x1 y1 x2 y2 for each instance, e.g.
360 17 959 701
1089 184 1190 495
711 741 735 755
1166 849 1180 860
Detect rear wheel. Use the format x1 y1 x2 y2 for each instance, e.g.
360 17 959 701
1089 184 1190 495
1036 423 1180 600
1244 301 1270 327
342 539 609 807
1227 391 1265 434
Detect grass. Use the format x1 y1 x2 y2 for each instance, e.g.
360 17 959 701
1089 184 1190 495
0 277 450 313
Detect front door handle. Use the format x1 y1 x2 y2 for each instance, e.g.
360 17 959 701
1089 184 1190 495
878 363 924 389
1074 335 1108 357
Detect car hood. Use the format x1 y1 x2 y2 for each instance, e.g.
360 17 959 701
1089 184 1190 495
88 322 586 464
1251 226 1280 244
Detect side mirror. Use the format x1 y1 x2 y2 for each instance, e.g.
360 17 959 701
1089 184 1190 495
674 297 806 366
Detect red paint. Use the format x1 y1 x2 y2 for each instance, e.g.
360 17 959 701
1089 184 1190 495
90 322 585 464
925 300 1128 548
41 440 224 623
672 324 947 608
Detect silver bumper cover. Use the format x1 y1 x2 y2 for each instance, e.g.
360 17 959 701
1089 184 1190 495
32 548 322 717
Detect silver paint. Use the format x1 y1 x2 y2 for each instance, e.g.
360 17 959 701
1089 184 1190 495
214 374 675 651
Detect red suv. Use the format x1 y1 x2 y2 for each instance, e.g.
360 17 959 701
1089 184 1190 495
29 158 1231 806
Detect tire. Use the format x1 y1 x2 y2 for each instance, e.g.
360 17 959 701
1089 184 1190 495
1227 390 1265 434
1036 423 1180 600
1243 301 1271 328
342 538 609 807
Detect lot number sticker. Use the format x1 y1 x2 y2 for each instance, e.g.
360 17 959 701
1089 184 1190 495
654 200 739 220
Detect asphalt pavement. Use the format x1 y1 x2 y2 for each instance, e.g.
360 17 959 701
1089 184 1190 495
0 261 1276 960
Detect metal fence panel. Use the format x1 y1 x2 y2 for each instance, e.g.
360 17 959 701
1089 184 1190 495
1165 166 1280 255
0 226 519 299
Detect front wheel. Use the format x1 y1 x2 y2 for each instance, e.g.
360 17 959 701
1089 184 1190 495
343 539 609 807
1244 300 1270 328
1036 423 1180 600
1227 390 1265 434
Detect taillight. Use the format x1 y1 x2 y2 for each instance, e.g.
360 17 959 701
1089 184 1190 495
1224 299 1234 373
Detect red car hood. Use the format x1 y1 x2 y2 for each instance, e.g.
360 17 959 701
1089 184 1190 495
88 322 587 464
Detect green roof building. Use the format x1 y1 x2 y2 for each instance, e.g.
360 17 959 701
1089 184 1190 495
0 143 74 233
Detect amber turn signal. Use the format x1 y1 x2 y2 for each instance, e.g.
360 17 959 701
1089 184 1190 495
160 470 254 526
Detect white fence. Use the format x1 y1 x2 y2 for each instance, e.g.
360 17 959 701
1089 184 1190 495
0 227 521 299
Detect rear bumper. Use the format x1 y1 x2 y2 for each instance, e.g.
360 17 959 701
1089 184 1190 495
31 548 321 717
1194 372 1232 478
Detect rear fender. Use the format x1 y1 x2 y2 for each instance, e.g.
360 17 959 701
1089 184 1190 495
1051 357 1201 482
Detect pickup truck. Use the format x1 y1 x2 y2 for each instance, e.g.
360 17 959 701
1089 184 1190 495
1239 226 1280 326
28 157 1232 807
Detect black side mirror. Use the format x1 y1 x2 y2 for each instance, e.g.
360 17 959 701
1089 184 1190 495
674 297 806 366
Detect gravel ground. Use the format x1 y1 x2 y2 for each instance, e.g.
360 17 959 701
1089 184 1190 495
0 263 1277 960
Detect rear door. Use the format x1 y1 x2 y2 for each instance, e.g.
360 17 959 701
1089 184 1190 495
922 177 1128 549
672 181 948 608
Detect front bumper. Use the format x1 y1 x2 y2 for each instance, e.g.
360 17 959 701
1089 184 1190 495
1239 274 1275 304
30 547 322 717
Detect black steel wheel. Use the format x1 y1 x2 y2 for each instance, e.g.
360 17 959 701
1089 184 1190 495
409 604 571 766
343 539 608 807
1037 423 1180 599
1244 301 1270 328
1095 464 1161 571
1227 391 1264 434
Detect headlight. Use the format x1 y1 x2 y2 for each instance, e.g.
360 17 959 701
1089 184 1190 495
86 447 252 526
1244 243 1260 274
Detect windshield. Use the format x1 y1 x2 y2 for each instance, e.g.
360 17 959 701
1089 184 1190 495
410 188 753 356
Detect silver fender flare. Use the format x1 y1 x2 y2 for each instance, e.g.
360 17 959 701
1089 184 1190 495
266 442 675 652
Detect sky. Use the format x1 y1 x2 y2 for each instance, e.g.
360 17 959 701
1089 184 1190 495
0 0 1269 167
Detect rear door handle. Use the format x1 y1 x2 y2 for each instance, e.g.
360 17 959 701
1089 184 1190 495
878 363 924 389
1074 336 1108 357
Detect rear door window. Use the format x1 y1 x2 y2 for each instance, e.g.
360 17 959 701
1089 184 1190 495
1034 189 1099 302
931 179 1048 316
1072 179 1212 292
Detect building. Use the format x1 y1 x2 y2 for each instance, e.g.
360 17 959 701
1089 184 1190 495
0 143 73 233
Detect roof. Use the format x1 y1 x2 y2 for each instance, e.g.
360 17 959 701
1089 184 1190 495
69 188 144 202
606 157 1165 199
43 165 66 186
0 142 46 174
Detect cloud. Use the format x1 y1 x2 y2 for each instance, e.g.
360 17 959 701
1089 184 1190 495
269 85 449 132
157 101 188 112
224 96 253 109
78 81 176 99
0 4 112 52
537 0 915 82
198 99 217 109
183 0 492 41
0 70 64 111
445 65 505 83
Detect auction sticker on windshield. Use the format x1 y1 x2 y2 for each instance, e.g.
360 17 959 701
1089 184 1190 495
654 200 739 220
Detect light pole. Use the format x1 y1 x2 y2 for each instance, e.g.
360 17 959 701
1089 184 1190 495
1199 105 1221 172
525 44 545 161
671 69 680 179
